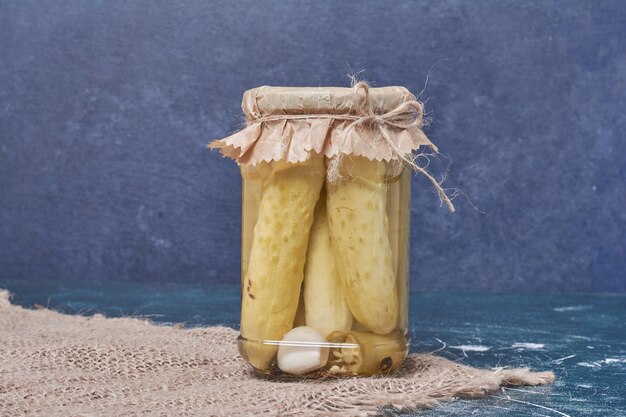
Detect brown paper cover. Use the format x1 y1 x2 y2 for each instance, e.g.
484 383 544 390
209 86 437 165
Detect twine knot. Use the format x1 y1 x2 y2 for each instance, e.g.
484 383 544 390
344 81 424 133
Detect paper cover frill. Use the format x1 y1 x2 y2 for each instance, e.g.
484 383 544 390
209 86 437 165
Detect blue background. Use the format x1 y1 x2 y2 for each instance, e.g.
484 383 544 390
0 0 624 292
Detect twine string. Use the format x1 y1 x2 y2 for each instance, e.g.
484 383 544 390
251 82 455 212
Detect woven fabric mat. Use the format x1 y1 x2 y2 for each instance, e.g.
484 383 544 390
0 290 554 416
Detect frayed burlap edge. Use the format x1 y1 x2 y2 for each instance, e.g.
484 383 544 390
0 290 554 417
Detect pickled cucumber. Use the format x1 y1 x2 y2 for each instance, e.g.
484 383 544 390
303 192 353 337
240 156 324 370
326 156 399 335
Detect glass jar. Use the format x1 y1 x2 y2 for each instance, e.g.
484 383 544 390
210 83 453 379
238 155 410 378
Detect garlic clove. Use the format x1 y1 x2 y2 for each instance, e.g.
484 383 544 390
277 326 329 375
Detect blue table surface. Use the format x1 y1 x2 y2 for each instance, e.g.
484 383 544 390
1 279 625 417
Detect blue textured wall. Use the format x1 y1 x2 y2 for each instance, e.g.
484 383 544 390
1 1 624 292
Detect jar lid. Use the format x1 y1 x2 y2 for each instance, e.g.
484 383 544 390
210 82 436 166
242 85 417 120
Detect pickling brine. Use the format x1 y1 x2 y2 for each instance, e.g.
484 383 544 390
238 156 410 377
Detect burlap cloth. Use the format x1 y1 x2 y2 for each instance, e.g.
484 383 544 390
0 290 554 416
